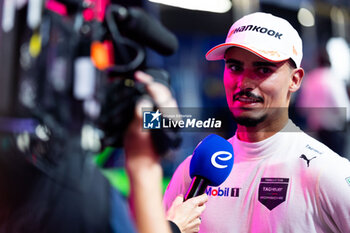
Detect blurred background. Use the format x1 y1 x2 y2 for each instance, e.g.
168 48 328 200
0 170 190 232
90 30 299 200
1 0 350 196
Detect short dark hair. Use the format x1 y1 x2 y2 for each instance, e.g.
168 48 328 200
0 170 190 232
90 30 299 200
288 59 297 69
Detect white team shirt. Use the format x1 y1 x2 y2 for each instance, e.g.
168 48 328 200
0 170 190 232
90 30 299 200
163 120 350 233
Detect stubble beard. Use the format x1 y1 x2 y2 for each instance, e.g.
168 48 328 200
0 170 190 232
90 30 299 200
232 113 267 127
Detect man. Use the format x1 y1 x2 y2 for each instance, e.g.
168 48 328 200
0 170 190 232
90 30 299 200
163 12 350 233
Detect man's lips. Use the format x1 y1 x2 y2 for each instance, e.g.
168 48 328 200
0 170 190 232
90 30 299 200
235 96 261 103
233 92 264 104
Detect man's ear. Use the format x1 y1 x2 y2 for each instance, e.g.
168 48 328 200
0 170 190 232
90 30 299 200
289 68 304 93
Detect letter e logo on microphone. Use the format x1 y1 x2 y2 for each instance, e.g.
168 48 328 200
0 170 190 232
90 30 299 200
189 134 234 187
211 151 233 169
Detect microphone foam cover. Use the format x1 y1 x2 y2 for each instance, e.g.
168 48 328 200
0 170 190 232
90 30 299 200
189 134 234 186
123 8 178 55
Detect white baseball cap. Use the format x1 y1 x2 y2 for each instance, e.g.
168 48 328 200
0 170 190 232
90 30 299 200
206 12 303 68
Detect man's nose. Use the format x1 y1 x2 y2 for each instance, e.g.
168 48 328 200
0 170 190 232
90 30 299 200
236 72 255 90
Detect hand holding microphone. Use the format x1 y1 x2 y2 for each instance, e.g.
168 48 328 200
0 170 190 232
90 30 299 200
167 194 208 233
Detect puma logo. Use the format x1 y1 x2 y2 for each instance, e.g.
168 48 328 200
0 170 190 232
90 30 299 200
299 154 317 167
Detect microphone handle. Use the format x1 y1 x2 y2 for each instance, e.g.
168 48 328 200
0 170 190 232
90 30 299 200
184 176 210 201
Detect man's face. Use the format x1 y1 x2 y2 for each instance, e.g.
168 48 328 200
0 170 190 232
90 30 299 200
223 47 297 127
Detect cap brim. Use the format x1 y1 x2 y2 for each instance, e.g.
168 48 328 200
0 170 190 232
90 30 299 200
205 43 290 63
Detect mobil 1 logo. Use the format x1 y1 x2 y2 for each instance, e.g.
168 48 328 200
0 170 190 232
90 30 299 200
258 178 289 211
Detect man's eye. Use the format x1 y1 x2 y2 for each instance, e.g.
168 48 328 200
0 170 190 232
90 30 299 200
228 65 242 72
257 67 272 74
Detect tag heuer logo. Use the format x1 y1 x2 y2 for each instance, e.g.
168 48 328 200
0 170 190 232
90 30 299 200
258 178 289 211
